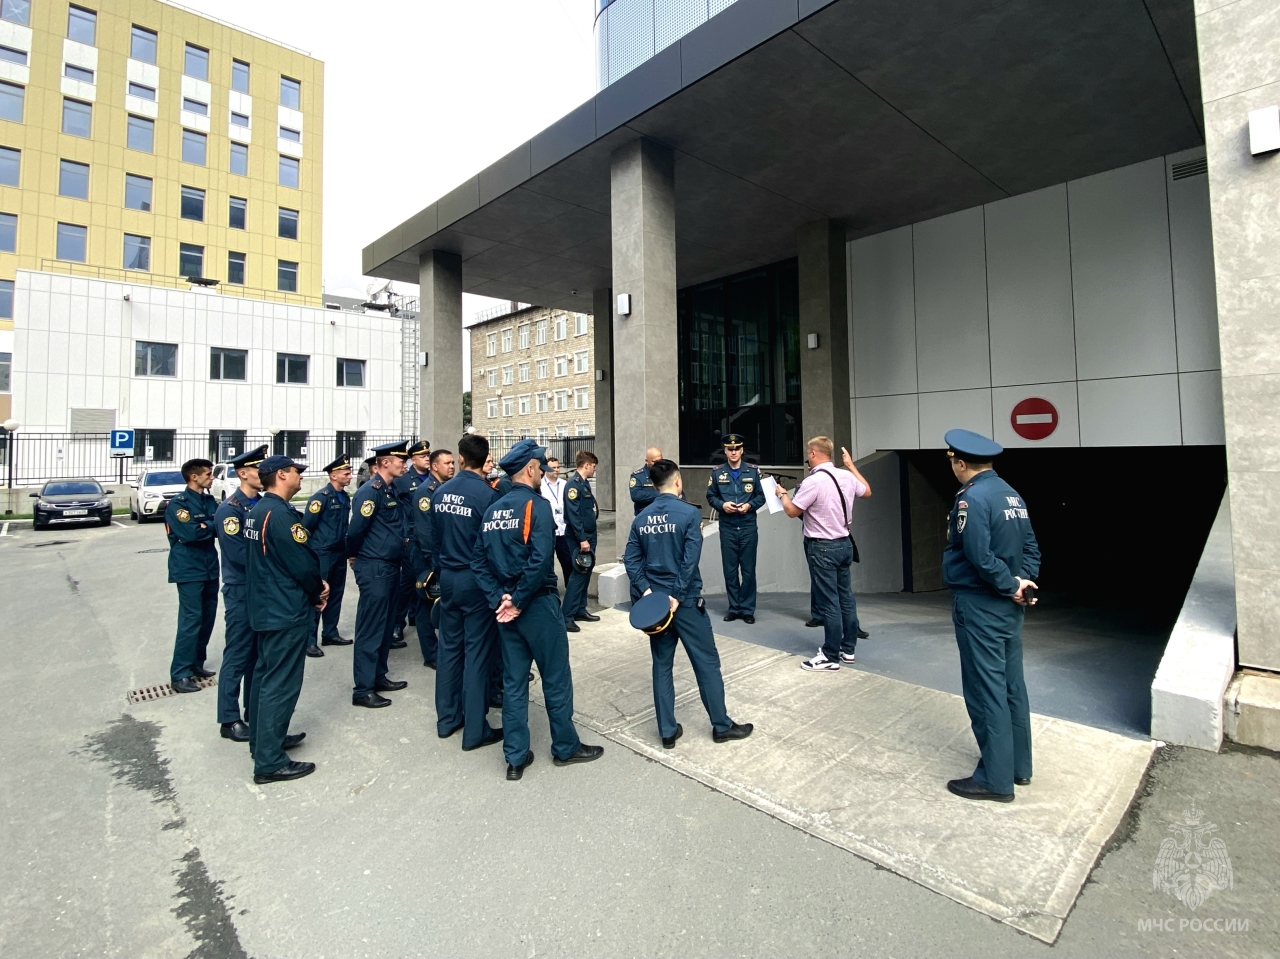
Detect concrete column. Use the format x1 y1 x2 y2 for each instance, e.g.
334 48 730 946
417 250 463 446
1198 3 1280 670
797 219 852 448
592 287 615 511
610 139 678 518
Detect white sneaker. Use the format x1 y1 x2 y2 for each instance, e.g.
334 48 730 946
801 653 840 671
839 652 856 665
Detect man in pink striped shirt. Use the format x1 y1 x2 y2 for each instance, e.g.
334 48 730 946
777 436 872 671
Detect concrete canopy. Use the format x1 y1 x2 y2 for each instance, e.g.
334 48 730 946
363 0 1203 311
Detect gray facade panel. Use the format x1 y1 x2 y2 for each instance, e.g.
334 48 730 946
595 42 682 134
479 144 533 207
679 0 798 86
531 101 597 176
437 178 480 231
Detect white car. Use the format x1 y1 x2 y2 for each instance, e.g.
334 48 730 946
128 468 187 522
211 462 239 502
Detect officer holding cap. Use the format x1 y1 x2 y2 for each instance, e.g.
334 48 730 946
473 438 604 780
391 440 432 647
623 458 753 749
561 450 600 632
706 434 766 623
243 454 327 784
942 429 1041 803
346 441 411 708
213 445 267 742
300 453 354 656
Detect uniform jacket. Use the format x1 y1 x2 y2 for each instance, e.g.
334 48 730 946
300 483 350 553
165 487 220 583
629 465 657 515
706 463 766 528
623 492 704 604
394 467 431 537
428 469 499 573
564 471 598 542
214 488 259 585
411 479 436 569
942 469 1041 597
346 474 405 564
243 492 325 630
472 484 559 612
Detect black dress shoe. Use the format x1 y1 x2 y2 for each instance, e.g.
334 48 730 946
352 692 392 708
857 628 869 639
220 720 249 742
723 612 739 622
321 634 353 646
171 676 201 694
462 727 504 751
283 732 306 749
423 660 437 670
306 645 324 658
374 678 408 692
1015 776 1032 786
573 611 601 622
191 665 216 679
662 724 683 749
742 615 755 625
254 760 315 784
389 638 408 649
554 743 604 766
713 722 754 743
805 618 823 628
507 750 534 780
392 625 404 641
565 620 581 633
946 777 1014 802
437 723 463 739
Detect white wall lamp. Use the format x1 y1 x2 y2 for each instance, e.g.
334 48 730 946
616 293 631 317
1249 105 1280 155
419 351 429 367
807 333 820 350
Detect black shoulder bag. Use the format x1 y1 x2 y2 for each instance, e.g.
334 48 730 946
817 469 860 564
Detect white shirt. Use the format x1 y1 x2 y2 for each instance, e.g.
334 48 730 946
541 476 567 536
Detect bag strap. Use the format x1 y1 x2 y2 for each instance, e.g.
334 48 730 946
522 499 533 544
817 467 852 530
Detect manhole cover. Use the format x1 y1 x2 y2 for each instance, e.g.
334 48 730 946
22 540 76 548
127 676 217 704
136 548 168 554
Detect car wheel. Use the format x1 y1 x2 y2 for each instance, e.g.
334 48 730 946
100 514 112 527
130 505 137 520
33 519 46 531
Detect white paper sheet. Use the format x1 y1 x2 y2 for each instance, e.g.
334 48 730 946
760 475 785 514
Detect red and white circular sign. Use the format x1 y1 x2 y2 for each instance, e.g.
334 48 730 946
1011 398 1058 440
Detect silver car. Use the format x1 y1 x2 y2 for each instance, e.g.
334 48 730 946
128 469 186 523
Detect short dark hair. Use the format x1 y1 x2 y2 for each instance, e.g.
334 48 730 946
181 458 213 482
458 434 489 470
546 456 560 466
429 448 453 466
258 469 281 490
575 449 598 468
649 458 679 490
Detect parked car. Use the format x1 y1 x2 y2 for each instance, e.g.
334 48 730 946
211 462 239 501
30 478 115 530
129 469 186 522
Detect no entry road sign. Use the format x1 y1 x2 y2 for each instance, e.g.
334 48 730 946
1011 398 1058 441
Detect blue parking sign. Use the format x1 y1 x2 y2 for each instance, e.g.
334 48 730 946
110 429 135 457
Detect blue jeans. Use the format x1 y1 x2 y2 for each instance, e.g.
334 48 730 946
804 537 860 662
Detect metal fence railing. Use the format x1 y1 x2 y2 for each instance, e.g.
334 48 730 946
482 434 596 468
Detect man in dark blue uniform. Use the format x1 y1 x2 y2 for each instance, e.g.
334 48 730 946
624 459 753 749
941 429 1041 803
166 458 220 693
214 445 267 741
473 438 604 780
243 455 327 784
301 454 354 657
409 448 454 669
346 441 411 708
706 434 766 624
628 446 663 516
561 449 599 632
429 432 502 750
391 440 432 647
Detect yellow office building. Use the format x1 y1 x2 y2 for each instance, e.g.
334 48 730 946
0 0 323 341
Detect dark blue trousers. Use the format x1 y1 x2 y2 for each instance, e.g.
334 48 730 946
805 537 860 662
406 545 437 665
216 583 257 724
313 550 348 640
435 567 498 747
720 522 759 615
393 549 417 628
561 533 596 619
650 602 732 739
249 623 309 776
553 535 574 590
171 578 219 681
500 592 581 766
951 590 1032 795
351 558 397 697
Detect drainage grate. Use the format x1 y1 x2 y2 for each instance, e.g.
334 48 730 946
22 539 76 548
1171 156 1207 180
127 676 217 704
137 548 168 554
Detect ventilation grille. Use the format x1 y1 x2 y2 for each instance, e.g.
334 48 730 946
1172 156 1208 180
127 676 216 704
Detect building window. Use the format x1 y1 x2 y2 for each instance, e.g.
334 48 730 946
486 368 497 388
536 318 547 344
518 325 529 349
574 387 590 410
62 97 90 136
122 233 150 271
0 146 16 186
486 398 498 419
518 394 530 415
0 81 24 125
182 129 206 165
536 427 548 443
575 313 588 336
0 279 12 319
486 333 497 357
56 222 86 261
502 365 513 386
0 349 8 389
208 429 246 460
536 392 548 413
279 126 300 143
135 340 176 377
127 81 155 100
0 0 29 26
138 429 175 461
276 352 308 384
58 159 89 199
64 63 94 83
576 422 592 436
554 314 567 340
124 173 152 211
184 43 208 81
336 431 365 457
210 347 246 380
280 75 301 109
181 97 208 117
67 5 96 44
231 59 250 94
279 155 299 188
227 251 245 285
178 242 203 279
574 350 589 374
556 425 569 437
230 142 248 176
518 362 530 382
502 396 514 416
0 46 26 66
277 260 297 292
554 355 567 377
488 430 499 447
501 327 513 352
554 390 569 412
126 115 153 152
337 357 365 387
229 196 246 229
130 25 157 63
272 430 307 458
278 207 298 239
230 111 249 128
180 185 204 221
536 358 548 379
0 212 14 251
